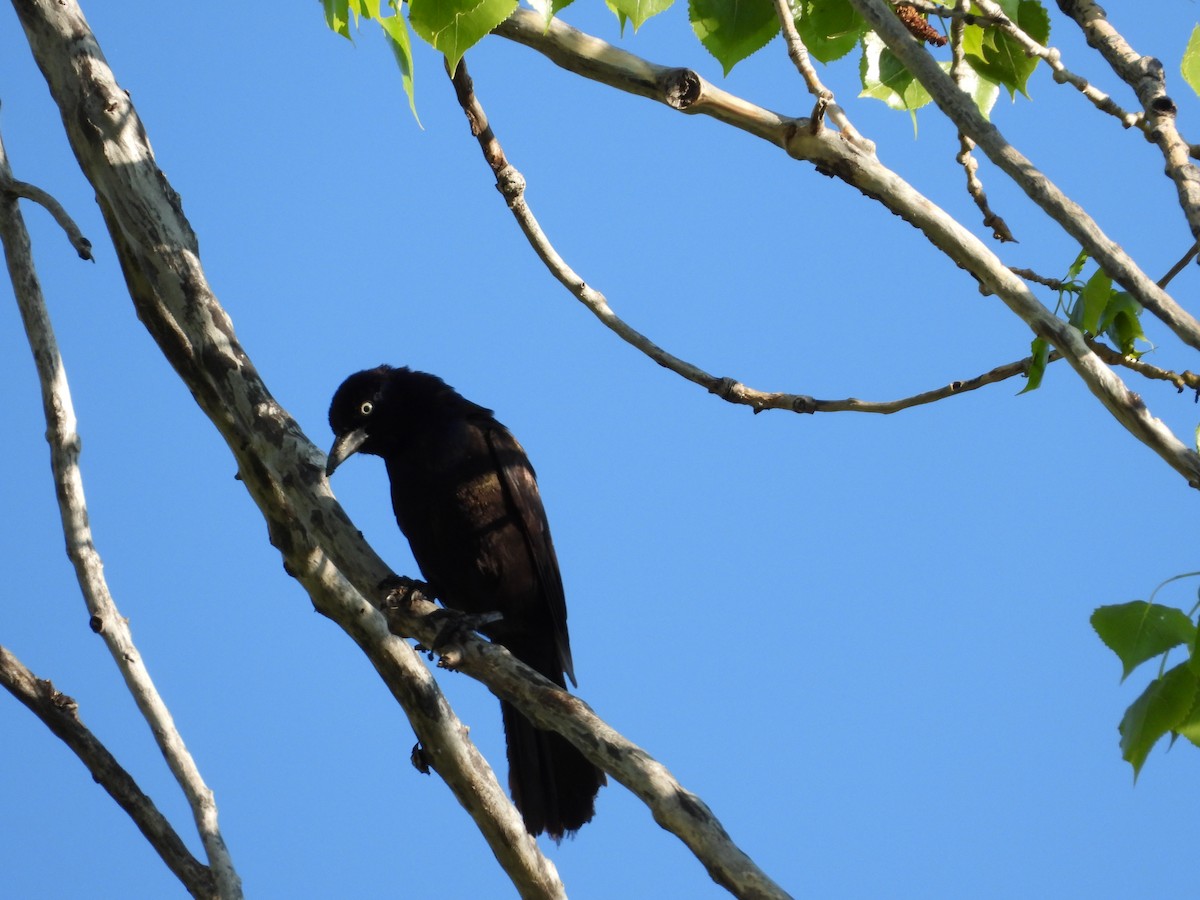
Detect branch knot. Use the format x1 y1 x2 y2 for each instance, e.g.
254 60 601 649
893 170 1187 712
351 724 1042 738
661 68 701 110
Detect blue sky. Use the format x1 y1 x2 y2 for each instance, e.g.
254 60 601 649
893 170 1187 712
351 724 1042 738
3 2 1200 897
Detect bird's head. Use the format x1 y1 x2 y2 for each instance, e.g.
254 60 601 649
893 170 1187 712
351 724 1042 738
326 365 394 477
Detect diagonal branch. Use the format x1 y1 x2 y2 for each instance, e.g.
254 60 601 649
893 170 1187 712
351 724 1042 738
0 646 216 900
384 587 795 900
490 9 1200 488
10 1 564 895
903 0 1145 130
1055 1 1200 242
0 118 242 900
447 56 1057 415
846 0 1200 353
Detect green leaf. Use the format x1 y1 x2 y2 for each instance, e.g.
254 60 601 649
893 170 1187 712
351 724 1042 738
1182 25 1200 97
1018 336 1049 394
527 0 576 30
1065 248 1089 281
609 0 673 32
1174 682 1200 747
794 0 866 64
860 32 932 118
690 0 780 76
376 5 421 124
962 0 1049 98
1097 292 1146 357
324 0 353 38
1071 267 1111 335
1190 624 1200 677
408 0 518 73
1119 662 1198 778
1092 601 1197 682
954 62 1000 120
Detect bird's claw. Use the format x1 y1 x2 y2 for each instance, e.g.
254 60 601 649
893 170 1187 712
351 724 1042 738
426 608 503 670
380 576 417 610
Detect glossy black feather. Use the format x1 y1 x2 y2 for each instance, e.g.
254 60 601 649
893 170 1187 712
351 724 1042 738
327 365 604 839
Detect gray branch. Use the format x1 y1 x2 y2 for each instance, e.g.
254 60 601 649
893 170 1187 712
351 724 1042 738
0 175 92 258
491 8 1200 488
385 588 794 900
846 0 1200 353
0 646 216 899
905 0 1145 129
1055 1 1200 244
0 112 241 898
8 1 561 897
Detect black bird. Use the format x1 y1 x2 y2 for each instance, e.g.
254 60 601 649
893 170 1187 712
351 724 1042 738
326 365 604 840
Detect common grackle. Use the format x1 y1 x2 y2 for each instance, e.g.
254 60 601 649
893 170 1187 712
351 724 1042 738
326 365 604 840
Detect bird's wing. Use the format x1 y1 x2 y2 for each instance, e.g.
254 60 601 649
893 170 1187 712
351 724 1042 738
484 423 576 687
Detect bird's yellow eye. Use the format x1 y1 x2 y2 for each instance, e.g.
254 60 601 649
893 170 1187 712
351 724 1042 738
360 401 374 416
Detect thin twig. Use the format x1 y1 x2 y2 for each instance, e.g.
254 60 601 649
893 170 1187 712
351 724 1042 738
847 0 1200 355
769 0 869 148
1086 338 1200 394
1158 242 1199 290
949 0 1014 242
902 0 1146 130
0 646 216 899
1 176 92 259
1010 266 1072 292
492 7 1200 486
0 113 244 900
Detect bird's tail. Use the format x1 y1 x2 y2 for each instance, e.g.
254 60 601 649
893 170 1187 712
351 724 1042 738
500 699 606 841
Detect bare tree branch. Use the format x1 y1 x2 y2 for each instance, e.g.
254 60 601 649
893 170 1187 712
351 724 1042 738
0 646 216 899
448 55 1060 416
847 0 1200 353
0 175 92 258
903 0 1146 129
1055 0 1200 241
769 0 869 148
1158 242 1199 290
949 1 1015 242
9 2 565 897
0 115 242 899
1010 266 1071 291
384 588 795 900
490 8 1200 488
1086 339 1200 394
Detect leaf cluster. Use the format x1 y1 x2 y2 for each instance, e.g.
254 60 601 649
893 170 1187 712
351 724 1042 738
1022 250 1148 394
1091 577 1200 777
322 0 1056 124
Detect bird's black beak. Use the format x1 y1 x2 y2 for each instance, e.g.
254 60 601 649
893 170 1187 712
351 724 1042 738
326 428 369 477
